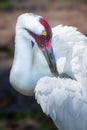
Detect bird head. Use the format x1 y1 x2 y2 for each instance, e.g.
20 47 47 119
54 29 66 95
16 13 58 77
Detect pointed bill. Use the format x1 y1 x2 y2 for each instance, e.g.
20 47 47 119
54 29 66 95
42 41 59 77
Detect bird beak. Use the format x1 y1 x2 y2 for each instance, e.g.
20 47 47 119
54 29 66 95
42 43 59 77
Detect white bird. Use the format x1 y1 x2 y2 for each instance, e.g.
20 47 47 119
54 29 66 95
10 13 87 130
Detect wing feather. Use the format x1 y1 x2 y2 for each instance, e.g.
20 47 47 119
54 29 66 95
35 77 87 130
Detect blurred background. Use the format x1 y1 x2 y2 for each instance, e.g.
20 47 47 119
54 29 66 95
0 0 87 130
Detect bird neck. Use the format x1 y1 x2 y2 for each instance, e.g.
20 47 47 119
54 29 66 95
15 34 33 67
10 32 34 95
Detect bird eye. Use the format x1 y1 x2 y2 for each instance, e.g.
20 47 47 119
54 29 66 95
42 31 47 36
40 18 52 41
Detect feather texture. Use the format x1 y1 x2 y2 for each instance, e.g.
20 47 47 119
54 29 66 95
35 25 87 130
35 76 87 130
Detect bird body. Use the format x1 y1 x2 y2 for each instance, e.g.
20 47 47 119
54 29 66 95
10 13 87 130
52 25 87 77
34 25 87 130
35 77 87 130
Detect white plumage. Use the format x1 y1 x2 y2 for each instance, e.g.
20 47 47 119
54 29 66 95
10 13 87 130
35 77 87 130
35 25 87 130
10 13 53 95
